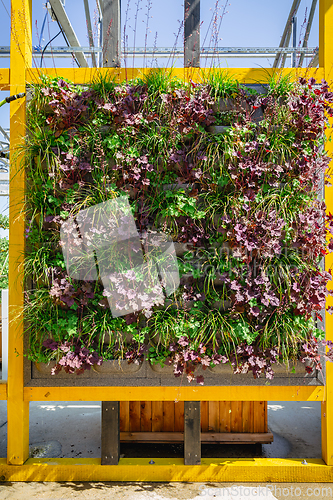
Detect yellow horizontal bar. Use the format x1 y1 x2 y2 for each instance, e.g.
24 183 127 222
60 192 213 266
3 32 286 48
26 67 325 85
0 69 10 90
0 382 7 400
0 458 331 482
24 385 325 402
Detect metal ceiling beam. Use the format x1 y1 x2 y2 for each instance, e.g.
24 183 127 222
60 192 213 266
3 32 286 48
291 16 297 67
0 46 318 59
83 0 96 67
96 0 102 19
184 0 200 68
298 0 318 67
48 0 88 67
102 0 121 67
273 0 301 68
309 51 319 67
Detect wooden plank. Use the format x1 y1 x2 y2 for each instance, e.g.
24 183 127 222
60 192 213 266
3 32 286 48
0 69 10 90
7 0 32 466
208 401 219 432
0 382 6 400
322 0 333 466
163 401 175 432
26 67 324 87
0 457 332 482
184 402 201 465
129 401 141 432
242 401 254 432
121 431 184 442
230 401 243 433
119 401 129 432
174 401 184 432
319 0 324 67
184 0 200 67
101 401 120 465
102 0 121 67
254 401 266 433
23 385 325 402
201 401 209 432
263 402 267 433
203 432 273 444
151 401 164 432
140 401 152 432
219 401 231 433
119 431 274 443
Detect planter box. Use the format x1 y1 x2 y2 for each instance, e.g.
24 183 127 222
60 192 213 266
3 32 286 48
94 359 142 374
28 358 323 387
34 361 94 379
211 85 269 126
164 298 194 311
162 183 192 192
208 360 318 379
211 299 231 310
174 242 192 257
212 97 250 114
98 331 133 345
207 125 230 134
149 361 174 374
36 359 143 375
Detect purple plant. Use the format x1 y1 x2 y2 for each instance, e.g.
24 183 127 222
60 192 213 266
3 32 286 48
27 75 333 380
41 80 93 136
42 339 102 375
49 271 94 309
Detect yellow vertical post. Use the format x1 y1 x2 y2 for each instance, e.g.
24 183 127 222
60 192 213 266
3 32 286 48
321 0 333 466
319 0 325 68
320 0 333 81
7 0 32 464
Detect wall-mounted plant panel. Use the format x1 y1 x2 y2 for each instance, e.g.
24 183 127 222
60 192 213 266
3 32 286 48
24 70 333 385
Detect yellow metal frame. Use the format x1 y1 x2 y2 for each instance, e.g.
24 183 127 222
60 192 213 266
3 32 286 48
3 0 333 481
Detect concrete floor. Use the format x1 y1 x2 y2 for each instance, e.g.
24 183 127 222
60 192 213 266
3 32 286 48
0 400 323 459
0 400 328 499
0 481 333 500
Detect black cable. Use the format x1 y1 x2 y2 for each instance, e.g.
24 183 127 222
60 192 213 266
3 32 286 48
0 93 25 108
5 93 25 103
40 29 62 68
48 5 80 68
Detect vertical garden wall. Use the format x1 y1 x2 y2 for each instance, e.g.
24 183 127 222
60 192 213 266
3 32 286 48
23 70 333 385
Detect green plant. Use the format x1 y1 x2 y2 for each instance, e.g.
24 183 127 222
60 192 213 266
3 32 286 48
202 68 240 100
23 73 333 383
267 71 294 98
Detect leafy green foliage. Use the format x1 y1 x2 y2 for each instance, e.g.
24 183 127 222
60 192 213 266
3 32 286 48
23 74 333 382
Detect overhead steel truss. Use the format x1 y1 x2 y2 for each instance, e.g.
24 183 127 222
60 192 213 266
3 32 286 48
2 0 318 67
0 46 319 59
